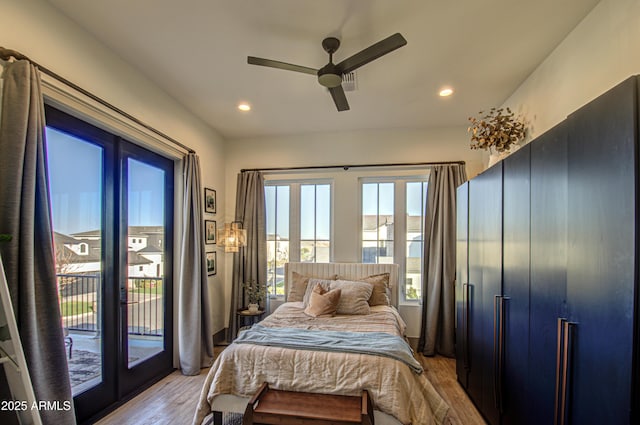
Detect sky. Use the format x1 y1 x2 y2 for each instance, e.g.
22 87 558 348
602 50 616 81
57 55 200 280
266 181 427 239
46 127 165 235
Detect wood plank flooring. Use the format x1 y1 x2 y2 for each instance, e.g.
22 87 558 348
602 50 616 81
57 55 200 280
420 355 485 425
96 348 485 425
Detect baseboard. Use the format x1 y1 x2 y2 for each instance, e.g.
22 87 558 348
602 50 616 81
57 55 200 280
407 337 419 351
213 328 229 346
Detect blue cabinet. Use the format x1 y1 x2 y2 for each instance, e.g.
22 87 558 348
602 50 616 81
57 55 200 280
456 76 640 424
455 182 469 389
565 77 637 424
502 144 531 425
465 162 503 425
528 121 569 425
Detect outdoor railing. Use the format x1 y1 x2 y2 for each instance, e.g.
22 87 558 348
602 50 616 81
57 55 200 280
57 274 163 337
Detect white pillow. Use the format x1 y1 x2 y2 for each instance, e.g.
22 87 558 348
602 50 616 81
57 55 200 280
329 280 373 315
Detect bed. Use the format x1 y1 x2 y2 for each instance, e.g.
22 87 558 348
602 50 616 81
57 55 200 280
192 262 452 425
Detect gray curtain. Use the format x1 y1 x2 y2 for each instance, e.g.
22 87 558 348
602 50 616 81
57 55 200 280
418 164 467 357
0 60 76 424
228 171 266 341
178 153 213 375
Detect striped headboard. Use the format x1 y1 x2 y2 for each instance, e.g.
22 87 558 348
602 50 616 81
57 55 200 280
284 262 400 307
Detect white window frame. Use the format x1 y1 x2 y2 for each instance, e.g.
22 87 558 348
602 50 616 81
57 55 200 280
265 179 334 297
359 175 428 304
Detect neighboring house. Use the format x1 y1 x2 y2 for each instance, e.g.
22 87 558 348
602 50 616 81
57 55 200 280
54 226 164 281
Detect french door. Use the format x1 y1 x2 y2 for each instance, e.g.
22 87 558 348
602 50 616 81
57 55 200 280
45 105 174 423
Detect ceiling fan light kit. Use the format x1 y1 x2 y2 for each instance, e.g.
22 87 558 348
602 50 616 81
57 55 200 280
248 33 407 111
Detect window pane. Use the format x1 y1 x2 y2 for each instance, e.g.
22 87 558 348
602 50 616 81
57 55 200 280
266 185 290 296
300 185 315 240
362 241 378 263
276 186 290 239
300 184 331 263
46 127 104 395
405 181 427 301
362 183 378 216
316 184 331 240
126 158 165 367
265 186 276 238
378 183 394 215
362 182 395 263
275 240 289 296
300 241 315 262
315 242 330 263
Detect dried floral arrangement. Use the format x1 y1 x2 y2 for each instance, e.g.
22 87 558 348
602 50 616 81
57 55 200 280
468 107 525 153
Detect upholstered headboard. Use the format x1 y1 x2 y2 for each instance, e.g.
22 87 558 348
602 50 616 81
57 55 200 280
284 262 400 307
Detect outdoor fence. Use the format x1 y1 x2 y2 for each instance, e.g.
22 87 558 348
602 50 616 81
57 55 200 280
58 274 163 337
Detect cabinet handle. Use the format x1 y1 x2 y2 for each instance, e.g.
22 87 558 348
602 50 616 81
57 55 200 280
463 283 470 370
554 318 566 425
497 296 508 413
560 321 577 425
493 295 500 410
492 295 507 412
554 319 577 425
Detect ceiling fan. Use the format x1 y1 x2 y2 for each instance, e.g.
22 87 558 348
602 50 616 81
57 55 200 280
247 33 407 112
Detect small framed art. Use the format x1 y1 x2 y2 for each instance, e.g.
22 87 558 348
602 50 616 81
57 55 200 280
205 220 217 244
204 188 216 214
206 251 217 276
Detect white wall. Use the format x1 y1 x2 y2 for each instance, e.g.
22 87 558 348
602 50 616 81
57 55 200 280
224 127 484 336
503 0 640 139
1 0 227 345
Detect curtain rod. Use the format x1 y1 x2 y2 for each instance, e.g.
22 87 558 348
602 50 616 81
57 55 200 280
0 47 195 154
241 160 465 173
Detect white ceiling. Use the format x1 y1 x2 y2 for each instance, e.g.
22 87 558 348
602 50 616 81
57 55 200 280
45 0 600 140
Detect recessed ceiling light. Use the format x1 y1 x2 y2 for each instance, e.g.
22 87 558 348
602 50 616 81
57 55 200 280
238 102 251 112
439 87 454 97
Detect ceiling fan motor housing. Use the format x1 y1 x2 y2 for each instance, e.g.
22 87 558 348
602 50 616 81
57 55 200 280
318 63 342 88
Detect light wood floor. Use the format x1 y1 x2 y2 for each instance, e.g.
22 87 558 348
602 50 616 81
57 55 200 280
96 347 485 425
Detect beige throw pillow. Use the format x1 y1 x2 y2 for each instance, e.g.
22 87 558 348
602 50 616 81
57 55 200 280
359 273 391 306
329 280 373 315
288 272 338 302
304 284 341 317
336 272 391 306
287 271 310 302
302 278 334 306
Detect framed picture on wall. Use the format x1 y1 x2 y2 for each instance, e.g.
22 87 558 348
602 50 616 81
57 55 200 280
206 251 216 276
205 220 217 244
204 188 216 214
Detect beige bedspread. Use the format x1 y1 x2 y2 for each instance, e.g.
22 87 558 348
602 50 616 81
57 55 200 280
193 303 451 425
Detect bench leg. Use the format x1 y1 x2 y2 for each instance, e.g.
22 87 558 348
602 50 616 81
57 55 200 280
212 411 222 425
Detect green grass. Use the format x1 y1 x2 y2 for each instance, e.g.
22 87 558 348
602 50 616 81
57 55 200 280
130 285 163 295
60 301 92 317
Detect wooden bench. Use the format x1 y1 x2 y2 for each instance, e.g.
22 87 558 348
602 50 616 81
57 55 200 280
243 383 374 425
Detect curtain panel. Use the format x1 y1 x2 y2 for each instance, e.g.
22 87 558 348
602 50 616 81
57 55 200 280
0 60 76 424
228 171 266 341
178 153 214 375
418 164 467 357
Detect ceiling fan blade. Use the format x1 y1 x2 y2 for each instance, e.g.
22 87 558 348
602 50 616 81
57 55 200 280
328 85 350 111
337 33 407 74
247 56 318 75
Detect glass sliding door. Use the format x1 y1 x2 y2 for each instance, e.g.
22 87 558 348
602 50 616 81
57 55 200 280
118 142 174 397
47 127 105 396
45 105 174 423
125 159 166 367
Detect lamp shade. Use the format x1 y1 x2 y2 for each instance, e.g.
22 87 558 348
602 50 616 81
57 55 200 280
217 221 247 252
